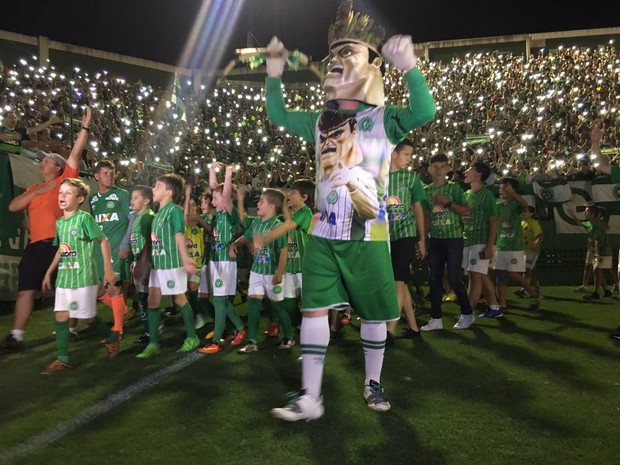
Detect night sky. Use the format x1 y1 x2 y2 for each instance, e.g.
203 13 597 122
2 0 618 68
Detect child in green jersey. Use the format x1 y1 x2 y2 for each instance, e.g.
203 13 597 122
41 178 120 375
137 174 200 358
580 206 613 300
253 179 315 349
199 163 246 354
129 185 156 344
495 178 539 311
230 189 288 354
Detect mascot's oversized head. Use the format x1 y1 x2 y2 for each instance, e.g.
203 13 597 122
323 0 386 106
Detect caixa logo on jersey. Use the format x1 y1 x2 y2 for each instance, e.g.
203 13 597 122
94 212 120 223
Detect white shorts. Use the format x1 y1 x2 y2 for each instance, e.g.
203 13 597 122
209 261 237 296
594 255 612 270
494 250 526 273
525 251 539 270
585 250 594 265
188 267 202 285
462 244 490 274
134 276 149 294
54 285 98 319
248 271 284 302
198 264 210 294
283 272 302 299
149 267 188 295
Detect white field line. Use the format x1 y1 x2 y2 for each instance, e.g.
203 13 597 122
0 352 202 464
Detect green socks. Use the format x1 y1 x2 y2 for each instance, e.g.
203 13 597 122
55 320 70 364
178 302 197 338
247 297 263 343
91 316 115 342
147 307 161 345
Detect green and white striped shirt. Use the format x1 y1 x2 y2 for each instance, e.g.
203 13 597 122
244 216 287 275
286 205 312 274
151 202 185 270
463 188 497 246
54 210 105 288
423 182 465 239
496 200 524 251
388 169 425 240
130 209 155 259
210 207 240 262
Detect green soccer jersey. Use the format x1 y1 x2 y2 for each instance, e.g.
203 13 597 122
286 205 312 273
244 216 287 275
388 169 425 240
151 202 185 270
587 220 612 256
423 182 465 239
496 199 524 251
53 210 105 289
210 207 240 262
90 187 130 252
130 209 155 259
463 187 497 246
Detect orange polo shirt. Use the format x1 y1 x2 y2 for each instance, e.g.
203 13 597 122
25 165 79 243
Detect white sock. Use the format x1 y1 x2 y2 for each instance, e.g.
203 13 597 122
361 321 387 386
11 329 25 342
300 315 330 400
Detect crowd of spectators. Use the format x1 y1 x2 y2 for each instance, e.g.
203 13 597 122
1 44 619 193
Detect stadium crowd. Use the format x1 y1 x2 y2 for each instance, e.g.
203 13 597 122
1 44 619 191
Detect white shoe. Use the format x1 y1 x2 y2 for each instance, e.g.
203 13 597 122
420 318 443 331
454 314 475 329
194 314 207 330
364 380 391 412
271 393 324 422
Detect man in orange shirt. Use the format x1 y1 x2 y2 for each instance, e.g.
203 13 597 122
0 108 91 352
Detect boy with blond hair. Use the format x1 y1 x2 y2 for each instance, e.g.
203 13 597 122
41 178 120 374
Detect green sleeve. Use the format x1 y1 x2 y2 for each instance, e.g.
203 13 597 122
276 229 288 249
85 214 105 241
244 221 255 241
243 215 257 230
170 207 185 234
141 212 154 234
411 175 425 203
265 77 320 143
452 183 465 204
292 207 312 234
383 68 436 145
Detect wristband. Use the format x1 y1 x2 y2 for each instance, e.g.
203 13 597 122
81 126 89 132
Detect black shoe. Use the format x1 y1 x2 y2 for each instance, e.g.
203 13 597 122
0 334 22 352
69 331 80 343
163 306 177 317
386 332 396 347
583 292 600 301
329 330 342 340
135 332 150 344
399 327 421 339
603 289 613 298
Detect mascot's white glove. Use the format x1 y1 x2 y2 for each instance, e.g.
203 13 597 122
381 35 417 72
266 36 289 78
329 162 360 193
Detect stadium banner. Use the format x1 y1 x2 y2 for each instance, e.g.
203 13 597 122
532 180 573 203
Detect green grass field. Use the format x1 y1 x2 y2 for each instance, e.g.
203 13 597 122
0 287 618 465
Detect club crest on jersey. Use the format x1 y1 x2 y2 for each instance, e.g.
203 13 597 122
70 228 78 236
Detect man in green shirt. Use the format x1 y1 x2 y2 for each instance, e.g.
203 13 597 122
421 153 474 331
462 162 501 318
387 139 425 340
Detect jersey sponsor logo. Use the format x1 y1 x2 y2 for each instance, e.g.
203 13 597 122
254 248 271 264
186 238 201 258
94 212 120 223
90 196 99 204
386 196 407 221
317 211 337 226
58 242 80 269
105 193 120 201
151 233 166 256
59 243 77 258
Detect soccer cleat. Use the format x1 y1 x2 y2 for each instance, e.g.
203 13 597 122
278 337 296 349
178 336 200 353
198 342 222 354
41 359 72 375
340 313 352 326
454 314 475 329
480 308 504 318
163 306 177 317
135 333 150 344
238 343 258 354
573 286 589 294
105 332 121 359
420 318 443 331
123 308 136 324
230 329 247 346
271 392 325 422
222 331 236 343
205 330 215 340
603 289 613 298
265 322 279 337
0 333 23 352
513 289 527 298
69 330 80 343
364 380 391 412
136 343 161 358
399 327 421 339
442 292 457 302
194 314 207 330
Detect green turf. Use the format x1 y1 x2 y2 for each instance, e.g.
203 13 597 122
0 287 618 465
